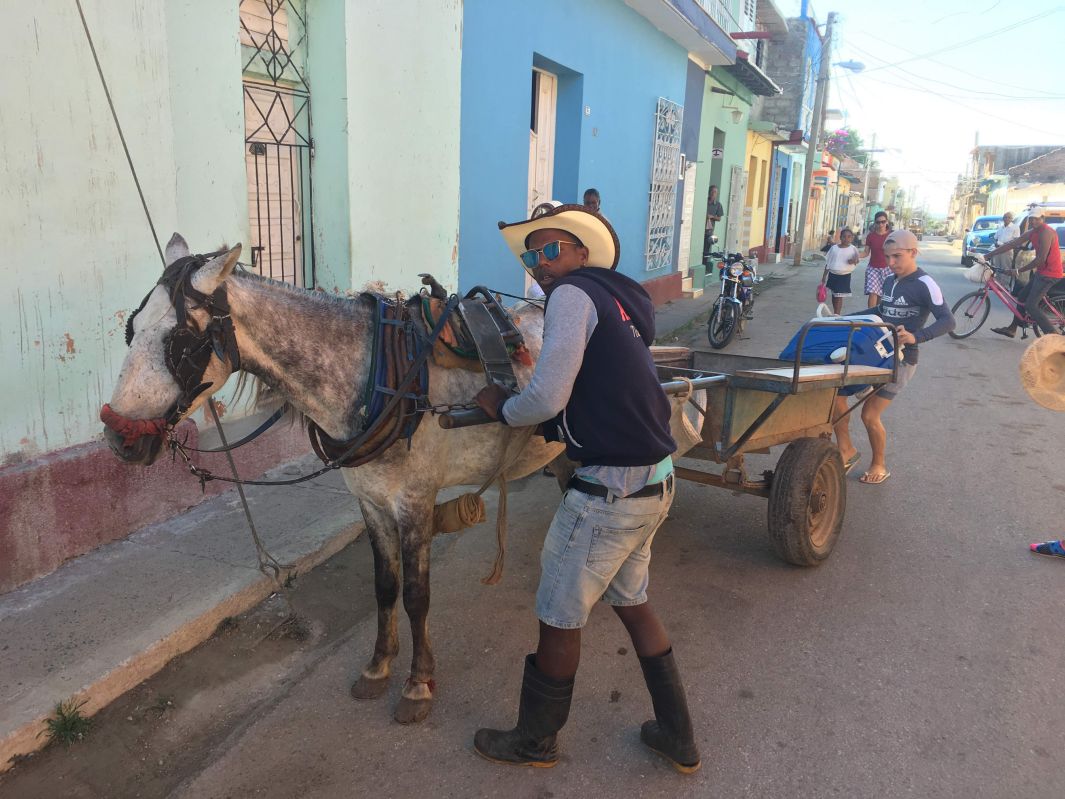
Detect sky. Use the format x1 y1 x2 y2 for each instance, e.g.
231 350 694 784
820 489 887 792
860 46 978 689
775 0 1065 216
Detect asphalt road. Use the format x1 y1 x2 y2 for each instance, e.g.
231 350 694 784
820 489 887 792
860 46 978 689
174 240 1063 799
15 240 1065 798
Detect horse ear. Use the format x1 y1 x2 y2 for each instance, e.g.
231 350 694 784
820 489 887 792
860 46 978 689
191 244 242 295
165 233 190 265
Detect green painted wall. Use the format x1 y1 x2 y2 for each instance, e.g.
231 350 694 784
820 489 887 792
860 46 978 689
0 0 463 464
0 1 246 462
686 70 751 278
344 0 462 293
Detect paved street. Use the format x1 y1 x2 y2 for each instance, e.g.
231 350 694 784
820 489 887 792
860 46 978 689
4 241 1064 799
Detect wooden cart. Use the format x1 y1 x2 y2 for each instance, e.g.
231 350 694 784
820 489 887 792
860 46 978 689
442 320 898 566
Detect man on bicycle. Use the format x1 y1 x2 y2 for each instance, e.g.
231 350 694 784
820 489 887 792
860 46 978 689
985 207 1063 337
834 230 955 484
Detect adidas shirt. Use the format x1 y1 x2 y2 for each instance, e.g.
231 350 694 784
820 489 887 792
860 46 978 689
877 267 955 365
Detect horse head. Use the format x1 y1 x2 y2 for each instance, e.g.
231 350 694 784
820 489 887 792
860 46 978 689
102 233 242 465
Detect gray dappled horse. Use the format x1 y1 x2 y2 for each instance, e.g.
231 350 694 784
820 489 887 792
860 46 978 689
103 234 564 723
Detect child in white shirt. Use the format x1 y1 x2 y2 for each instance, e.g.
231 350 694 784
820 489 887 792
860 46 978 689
820 228 860 314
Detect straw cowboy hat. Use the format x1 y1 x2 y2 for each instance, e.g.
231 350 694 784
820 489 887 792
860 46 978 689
498 203 620 269
1019 334 1065 411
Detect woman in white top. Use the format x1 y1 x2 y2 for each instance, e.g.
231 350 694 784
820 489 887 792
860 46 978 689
820 228 860 314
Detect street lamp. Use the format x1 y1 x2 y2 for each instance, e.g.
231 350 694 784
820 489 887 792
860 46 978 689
834 60 865 73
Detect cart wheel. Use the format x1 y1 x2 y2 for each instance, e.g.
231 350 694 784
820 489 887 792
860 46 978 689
767 437 846 566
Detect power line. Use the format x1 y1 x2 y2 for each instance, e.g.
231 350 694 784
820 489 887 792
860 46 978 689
860 9 1059 74
846 39 1065 100
847 29 1063 97
860 73 1065 103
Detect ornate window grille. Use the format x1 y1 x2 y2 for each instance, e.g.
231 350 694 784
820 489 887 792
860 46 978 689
240 0 315 287
645 98 684 271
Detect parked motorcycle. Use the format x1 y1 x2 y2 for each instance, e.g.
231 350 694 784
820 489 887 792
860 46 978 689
706 251 760 349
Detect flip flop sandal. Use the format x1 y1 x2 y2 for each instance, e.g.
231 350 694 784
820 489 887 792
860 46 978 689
843 452 861 474
859 471 890 485
1030 540 1065 558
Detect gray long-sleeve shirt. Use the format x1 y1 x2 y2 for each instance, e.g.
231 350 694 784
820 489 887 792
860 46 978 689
502 285 668 497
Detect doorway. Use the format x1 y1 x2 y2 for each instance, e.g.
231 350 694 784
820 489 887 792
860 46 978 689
528 69 557 215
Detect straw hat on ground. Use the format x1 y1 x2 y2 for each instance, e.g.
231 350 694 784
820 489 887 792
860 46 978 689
1019 334 1065 411
498 203 620 269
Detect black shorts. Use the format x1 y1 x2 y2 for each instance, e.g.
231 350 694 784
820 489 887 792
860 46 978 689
826 272 853 298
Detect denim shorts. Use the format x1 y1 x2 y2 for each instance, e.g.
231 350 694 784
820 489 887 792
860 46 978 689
535 479 674 630
878 362 917 400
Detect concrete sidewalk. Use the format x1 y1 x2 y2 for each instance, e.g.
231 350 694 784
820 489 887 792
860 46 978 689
0 265 804 771
0 454 364 771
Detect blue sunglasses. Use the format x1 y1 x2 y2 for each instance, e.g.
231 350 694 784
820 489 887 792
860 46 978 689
519 240 577 269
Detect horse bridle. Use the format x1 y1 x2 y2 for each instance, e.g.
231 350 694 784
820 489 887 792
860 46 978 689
101 252 241 445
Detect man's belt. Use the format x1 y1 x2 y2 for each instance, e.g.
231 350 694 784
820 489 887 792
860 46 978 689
567 474 673 500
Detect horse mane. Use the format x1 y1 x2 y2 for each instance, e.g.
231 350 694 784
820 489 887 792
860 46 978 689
228 268 377 430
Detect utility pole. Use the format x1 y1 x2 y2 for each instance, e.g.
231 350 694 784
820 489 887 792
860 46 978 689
862 131 876 230
792 11 836 266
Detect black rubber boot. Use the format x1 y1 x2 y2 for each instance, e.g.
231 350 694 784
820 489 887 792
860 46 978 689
474 654 573 767
638 648 702 773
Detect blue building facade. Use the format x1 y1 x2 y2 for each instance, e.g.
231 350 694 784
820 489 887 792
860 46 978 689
458 0 735 303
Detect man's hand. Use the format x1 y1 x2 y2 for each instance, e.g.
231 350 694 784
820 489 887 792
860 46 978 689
474 383 512 421
896 328 917 346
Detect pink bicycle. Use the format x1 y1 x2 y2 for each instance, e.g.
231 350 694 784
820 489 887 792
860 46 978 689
949 258 1065 339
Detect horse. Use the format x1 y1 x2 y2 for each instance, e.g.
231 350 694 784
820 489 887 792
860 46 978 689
102 234 565 724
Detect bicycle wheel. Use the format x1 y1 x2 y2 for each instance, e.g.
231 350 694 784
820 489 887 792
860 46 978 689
949 290 990 339
708 297 737 348
1046 296 1065 334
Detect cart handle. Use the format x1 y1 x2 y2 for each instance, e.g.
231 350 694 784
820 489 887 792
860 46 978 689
789 319 900 394
438 374 728 429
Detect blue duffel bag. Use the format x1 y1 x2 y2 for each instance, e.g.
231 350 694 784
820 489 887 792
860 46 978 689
778 314 895 395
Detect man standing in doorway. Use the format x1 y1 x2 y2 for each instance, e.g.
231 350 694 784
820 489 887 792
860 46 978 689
704 184 724 260
583 188 601 214
834 230 955 484
987 207 1063 337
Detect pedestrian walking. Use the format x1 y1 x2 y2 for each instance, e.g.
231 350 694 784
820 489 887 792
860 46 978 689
473 204 700 773
833 230 955 484
992 211 1020 274
820 228 860 314
862 211 892 308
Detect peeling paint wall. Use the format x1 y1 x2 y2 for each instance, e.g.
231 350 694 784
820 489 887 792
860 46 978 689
0 2 247 463
1 1 463 465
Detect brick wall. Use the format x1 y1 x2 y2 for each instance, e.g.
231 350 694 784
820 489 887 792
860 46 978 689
758 18 811 131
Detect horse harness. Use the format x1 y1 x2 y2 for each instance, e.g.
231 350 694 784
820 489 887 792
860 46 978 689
102 255 526 485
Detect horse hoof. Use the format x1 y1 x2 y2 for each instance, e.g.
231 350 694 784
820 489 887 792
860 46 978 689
394 696 433 724
350 675 390 701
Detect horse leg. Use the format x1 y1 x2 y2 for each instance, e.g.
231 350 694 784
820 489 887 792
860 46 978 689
394 497 437 724
351 500 401 701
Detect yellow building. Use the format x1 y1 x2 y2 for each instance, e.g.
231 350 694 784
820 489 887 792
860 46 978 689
742 130 775 255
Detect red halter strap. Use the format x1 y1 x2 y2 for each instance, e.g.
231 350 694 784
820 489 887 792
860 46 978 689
99 403 168 447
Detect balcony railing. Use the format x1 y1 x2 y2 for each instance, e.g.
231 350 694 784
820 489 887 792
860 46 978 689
695 0 741 34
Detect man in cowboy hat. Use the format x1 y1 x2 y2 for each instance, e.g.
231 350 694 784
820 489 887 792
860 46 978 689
834 229 955 485
985 206 1064 337
472 204 700 773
